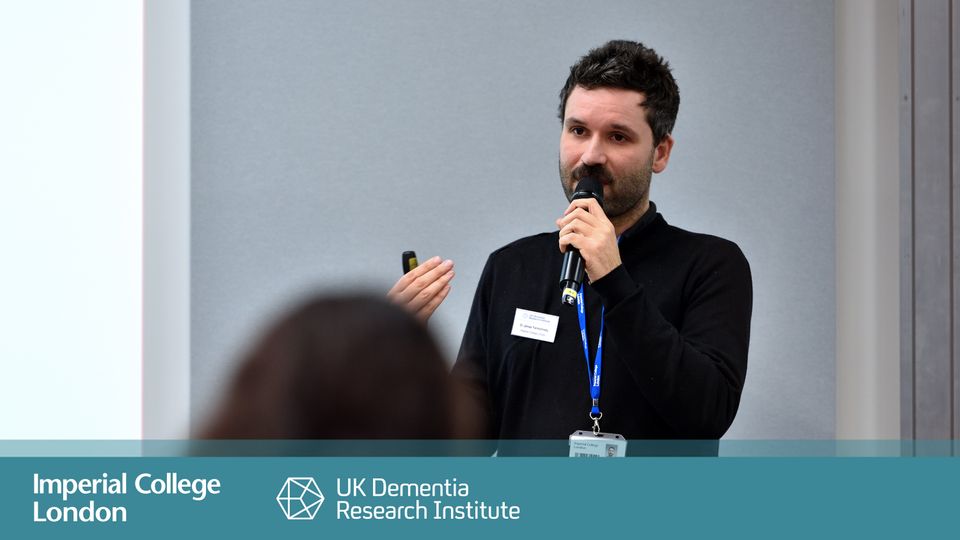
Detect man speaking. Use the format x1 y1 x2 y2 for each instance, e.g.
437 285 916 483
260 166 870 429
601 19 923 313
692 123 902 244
389 40 752 451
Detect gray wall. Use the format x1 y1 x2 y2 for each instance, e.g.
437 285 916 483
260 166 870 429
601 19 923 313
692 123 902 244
191 0 835 438
900 0 960 444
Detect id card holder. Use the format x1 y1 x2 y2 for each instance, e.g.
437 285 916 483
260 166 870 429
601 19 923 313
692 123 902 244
569 430 627 457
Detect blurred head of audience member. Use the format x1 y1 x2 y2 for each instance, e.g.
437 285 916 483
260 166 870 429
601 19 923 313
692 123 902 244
202 294 468 439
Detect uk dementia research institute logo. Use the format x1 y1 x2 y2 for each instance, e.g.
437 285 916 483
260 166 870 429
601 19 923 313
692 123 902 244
276 477 325 520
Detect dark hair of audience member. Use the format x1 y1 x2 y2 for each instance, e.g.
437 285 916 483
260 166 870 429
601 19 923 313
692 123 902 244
201 294 464 439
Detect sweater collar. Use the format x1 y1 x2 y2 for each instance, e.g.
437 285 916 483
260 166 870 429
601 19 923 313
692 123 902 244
617 200 661 243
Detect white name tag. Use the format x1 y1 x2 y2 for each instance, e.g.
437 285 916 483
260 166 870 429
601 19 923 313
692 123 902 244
510 308 559 343
569 431 627 457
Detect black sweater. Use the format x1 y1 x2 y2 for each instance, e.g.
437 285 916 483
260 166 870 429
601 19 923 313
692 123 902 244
452 203 753 446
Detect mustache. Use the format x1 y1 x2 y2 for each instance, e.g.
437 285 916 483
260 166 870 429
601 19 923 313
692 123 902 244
571 164 613 184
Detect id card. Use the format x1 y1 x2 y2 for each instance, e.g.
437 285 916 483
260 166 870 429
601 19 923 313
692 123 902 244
569 430 627 457
511 308 559 343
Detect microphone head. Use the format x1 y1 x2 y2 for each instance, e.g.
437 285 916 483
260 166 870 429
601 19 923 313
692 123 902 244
572 176 604 207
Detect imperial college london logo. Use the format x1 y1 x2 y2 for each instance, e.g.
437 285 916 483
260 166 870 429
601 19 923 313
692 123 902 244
276 477 325 520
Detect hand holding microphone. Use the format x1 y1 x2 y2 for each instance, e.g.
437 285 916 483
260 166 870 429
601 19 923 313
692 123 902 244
557 177 621 304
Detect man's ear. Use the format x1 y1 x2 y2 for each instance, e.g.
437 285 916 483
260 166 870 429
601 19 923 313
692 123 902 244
652 134 674 174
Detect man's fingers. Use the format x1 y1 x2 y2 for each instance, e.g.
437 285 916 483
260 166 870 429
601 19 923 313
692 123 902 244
388 257 453 304
562 197 602 216
558 231 586 254
407 267 455 311
387 255 454 324
557 207 598 229
416 283 452 322
559 218 583 235
389 256 442 296
401 260 453 303
559 219 599 246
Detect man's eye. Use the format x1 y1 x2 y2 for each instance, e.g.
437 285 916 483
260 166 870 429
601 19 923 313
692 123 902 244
570 127 586 136
611 133 628 142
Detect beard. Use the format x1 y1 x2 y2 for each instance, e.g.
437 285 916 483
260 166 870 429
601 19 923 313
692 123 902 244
558 154 653 219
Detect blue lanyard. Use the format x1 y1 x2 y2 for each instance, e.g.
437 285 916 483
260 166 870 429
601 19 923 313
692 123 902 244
577 285 604 417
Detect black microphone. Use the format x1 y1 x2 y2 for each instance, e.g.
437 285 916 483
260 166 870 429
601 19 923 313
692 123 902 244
559 176 604 306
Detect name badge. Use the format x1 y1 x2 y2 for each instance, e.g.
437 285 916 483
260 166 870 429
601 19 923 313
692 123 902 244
569 430 627 457
510 308 559 343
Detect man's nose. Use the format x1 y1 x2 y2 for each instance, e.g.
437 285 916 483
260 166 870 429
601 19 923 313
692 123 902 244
580 136 607 166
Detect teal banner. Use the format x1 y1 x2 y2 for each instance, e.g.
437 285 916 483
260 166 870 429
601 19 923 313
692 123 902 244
0 448 957 538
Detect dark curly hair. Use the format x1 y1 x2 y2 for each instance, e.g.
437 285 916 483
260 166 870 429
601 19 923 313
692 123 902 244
558 40 680 145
